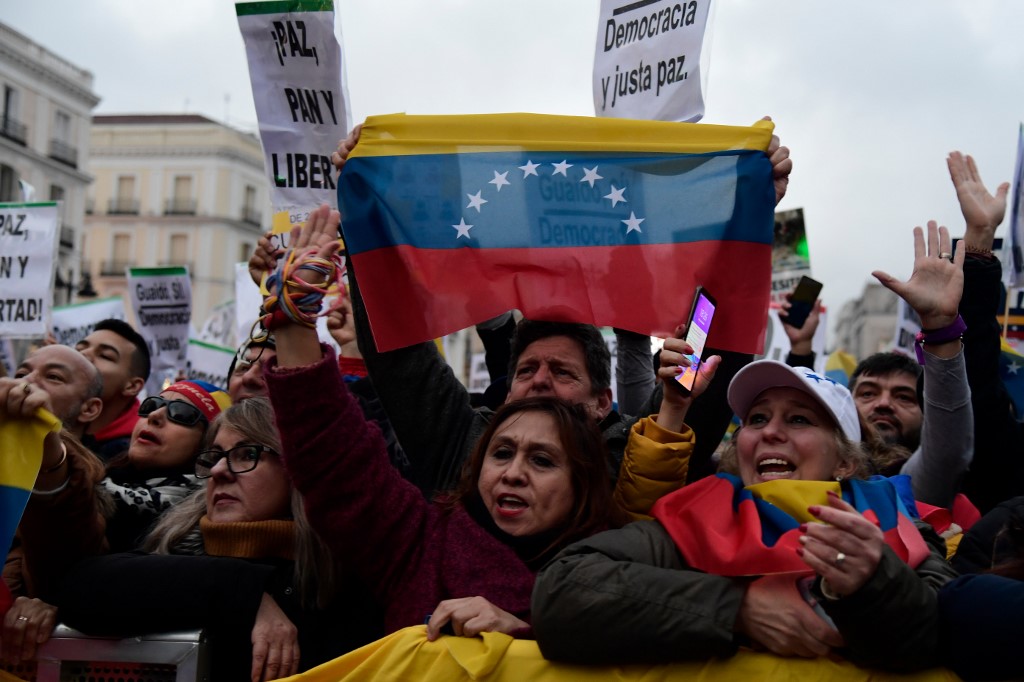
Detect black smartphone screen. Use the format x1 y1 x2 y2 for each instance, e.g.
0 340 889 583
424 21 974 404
784 276 823 330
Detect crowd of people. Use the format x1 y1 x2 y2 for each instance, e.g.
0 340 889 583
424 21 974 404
1 126 1022 682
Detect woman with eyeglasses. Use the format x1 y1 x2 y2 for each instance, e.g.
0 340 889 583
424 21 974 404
101 380 231 552
56 398 381 682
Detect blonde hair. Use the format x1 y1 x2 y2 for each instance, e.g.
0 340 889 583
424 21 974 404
145 398 337 609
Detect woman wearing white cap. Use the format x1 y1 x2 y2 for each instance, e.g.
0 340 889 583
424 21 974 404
532 223 966 671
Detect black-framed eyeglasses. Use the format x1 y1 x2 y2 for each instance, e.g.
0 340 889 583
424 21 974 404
195 443 278 479
138 396 207 427
232 339 275 375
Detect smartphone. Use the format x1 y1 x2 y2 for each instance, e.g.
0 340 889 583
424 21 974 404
783 275 823 330
673 286 717 395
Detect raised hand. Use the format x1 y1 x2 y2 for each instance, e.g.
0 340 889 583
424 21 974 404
654 325 720 433
779 293 821 356
872 221 964 330
947 151 1009 246
763 116 792 206
331 123 363 173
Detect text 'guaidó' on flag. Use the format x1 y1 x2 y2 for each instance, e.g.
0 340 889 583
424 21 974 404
338 113 776 354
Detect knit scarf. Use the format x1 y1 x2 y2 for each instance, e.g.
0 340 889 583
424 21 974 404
199 516 296 561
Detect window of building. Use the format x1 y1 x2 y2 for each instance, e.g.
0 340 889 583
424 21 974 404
170 234 189 265
0 87 24 144
106 233 132 275
0 164 16 202
111 175 137 214
50 184 66 222
53 111 71 143
168 175 194 214
239 242 252 263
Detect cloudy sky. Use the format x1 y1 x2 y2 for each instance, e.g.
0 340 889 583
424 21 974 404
6 0 1024 344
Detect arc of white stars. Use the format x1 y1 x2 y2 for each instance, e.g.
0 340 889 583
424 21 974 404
518 160 540 178
453 218 473 239
489 170 511 192
466 190 488 213
604 185 626 207
552 160 572 176
622 211 645 233
580 167 603 188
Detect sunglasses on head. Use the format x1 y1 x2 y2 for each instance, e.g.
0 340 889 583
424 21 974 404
138 396 207 427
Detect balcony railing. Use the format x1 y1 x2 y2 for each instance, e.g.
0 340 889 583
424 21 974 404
241 205 262 226
0 115 26 145
107 197 139 215
49 138 79 168
100 260 134 276
164 198 197 215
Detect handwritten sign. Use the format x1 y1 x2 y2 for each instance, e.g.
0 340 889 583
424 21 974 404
593 0 712 122
127 266 193 395
0 202 59 338
186 338 235 390
237 0 350 233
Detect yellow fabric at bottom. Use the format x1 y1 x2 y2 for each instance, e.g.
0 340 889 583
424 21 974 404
283 626 961 682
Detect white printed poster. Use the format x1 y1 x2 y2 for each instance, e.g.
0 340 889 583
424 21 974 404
594 0 712 122
51 296 127 347
759 306 827 373
127 266 193 395
237 0 349 233
186 339 236 390
196 298 238 350
1004 123 1024 288
235 262 264 348
0 202 59 338
889 297 922 358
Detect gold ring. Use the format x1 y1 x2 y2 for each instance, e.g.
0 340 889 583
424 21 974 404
834 552 846 567
16 615 28 622
22 382 31 394
939 252 952 260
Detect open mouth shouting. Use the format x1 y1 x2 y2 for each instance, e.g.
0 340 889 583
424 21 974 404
496 494 528 518
755 455 797 481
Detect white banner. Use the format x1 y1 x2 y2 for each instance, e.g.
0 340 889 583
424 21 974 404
128 266 192 395
196 298 238 350
235 262 264 348
0 202 59 338
759 306 827 373
186 338 235 390
237 0 349 232
51 296 127 347
0 338 15 376
593 0 712 122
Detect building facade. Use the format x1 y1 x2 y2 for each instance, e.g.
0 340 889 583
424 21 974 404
83 114 271 325
833 282 899 361
0 21 100 305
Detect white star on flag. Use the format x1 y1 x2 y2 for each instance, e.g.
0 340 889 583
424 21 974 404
604 185 627 207
622 211 644 233
580 167 603 187
552 160 573 176
453 218 473 239
518 160 540 178
489 171 511 192
1009 361 1021 375
466 191 488 213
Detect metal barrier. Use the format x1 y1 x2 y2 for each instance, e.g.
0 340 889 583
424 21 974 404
0 626 209 682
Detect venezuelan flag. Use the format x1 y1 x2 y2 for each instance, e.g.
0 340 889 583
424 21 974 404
0 407 61 593
339 113 775 354
652 474 930 576
999 337 1024 420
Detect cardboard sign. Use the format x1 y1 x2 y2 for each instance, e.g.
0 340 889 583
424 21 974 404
594 0 712 122
0 202 59 338
51 297 127 347
127 267 192 395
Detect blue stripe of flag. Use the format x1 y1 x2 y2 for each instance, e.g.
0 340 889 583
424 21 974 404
340 149 774 254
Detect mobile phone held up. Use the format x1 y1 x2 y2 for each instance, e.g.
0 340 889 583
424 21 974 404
783 276 823 330
673 286 717 395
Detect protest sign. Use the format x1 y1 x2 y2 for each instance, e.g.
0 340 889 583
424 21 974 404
196 298 237 350
0 202 59 338
770 208 812 305
51 296 126 347
127 267 192 395
235 262 264 347
888 297 922 357
1003 123 1024 288
0 338 15 377
759 306 827 373
593 0 712 122
186 338 235 390
237 0 349 236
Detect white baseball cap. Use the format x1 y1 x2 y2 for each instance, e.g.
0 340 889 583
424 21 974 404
727 360 861 443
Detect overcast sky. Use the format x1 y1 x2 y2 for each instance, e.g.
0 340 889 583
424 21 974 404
6 0 1024 345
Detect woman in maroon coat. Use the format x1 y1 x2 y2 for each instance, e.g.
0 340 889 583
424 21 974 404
264 206 616 640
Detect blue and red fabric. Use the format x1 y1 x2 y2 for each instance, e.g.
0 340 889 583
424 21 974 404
651 473 931 577
338 113 776 354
